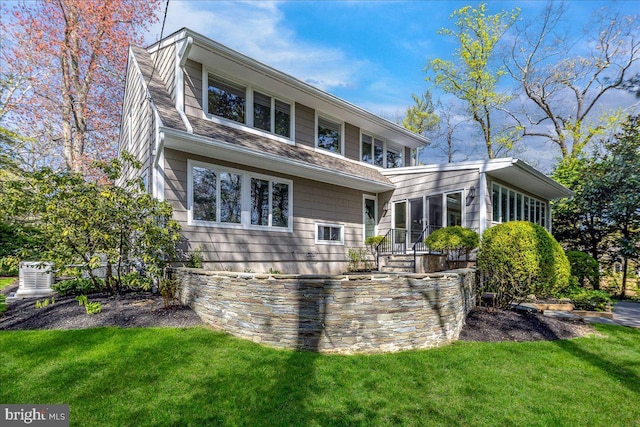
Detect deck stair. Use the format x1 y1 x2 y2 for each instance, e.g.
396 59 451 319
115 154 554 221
380 255 415 273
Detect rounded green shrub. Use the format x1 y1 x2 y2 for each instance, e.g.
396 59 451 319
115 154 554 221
424 226 479 261
477 221 570 307
566 251 600 289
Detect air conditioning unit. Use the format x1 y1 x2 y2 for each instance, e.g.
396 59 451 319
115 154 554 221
16 261 55 298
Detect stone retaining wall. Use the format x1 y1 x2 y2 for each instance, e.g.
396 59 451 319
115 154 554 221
175 268 476 354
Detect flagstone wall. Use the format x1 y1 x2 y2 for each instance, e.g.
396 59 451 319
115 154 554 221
175 268 476 354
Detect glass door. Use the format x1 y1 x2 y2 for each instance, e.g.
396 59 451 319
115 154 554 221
409 198 424 247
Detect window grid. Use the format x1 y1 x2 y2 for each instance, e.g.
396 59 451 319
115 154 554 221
491 183 547 228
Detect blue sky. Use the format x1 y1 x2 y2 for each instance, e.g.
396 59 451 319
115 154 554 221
149 1 639 168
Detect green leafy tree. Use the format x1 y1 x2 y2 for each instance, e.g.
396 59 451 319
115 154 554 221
402 91 440 136
599 115 640 296
0 154 181 291
551 157 613 267
426 3 520 159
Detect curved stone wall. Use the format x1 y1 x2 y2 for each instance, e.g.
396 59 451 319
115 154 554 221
175 268 476 354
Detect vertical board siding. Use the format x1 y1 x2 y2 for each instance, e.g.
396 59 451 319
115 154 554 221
184 59 203 118
164 148 368 274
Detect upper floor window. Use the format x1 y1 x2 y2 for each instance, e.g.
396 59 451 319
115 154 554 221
253 92 292 138
317 116 343 154
207 75 246 124
206 73 293 140
361 133 403 168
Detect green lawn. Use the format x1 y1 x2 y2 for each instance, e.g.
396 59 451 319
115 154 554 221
1 325 639 426
0 277 17 290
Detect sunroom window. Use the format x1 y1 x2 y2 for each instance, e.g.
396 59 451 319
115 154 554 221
491 183 547 228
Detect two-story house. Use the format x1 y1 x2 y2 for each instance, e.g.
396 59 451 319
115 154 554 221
118 28 572 274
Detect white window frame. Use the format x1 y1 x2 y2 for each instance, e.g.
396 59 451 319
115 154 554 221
202 68 295 145
187 159 293 232
315 222 344 245
363 195 378 242
315 113 345 157
491 182 548 229
360 131 404 168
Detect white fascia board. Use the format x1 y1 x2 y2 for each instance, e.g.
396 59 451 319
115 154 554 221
160 127 396 193
181 28 427 149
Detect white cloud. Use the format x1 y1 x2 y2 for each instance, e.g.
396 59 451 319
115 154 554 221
147 1 365 91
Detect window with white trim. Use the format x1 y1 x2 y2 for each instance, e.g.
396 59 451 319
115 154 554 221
361 132 404 168
315 223 344 245
205 73 293 139
189 161 292 230
207 75 246 124
317 116 343 154
491 183 547 228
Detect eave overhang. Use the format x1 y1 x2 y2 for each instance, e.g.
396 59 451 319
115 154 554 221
160 127 396 193
382 158 573 200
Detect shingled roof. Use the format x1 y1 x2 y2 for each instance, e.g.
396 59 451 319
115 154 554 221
130 45 393 189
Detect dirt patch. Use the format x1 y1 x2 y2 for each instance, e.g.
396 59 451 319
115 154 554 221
0 286 203 330
459 307 596 342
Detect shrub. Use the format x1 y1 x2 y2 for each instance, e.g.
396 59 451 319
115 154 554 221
121 272 153 291
159 277 180 308
566 251 600 289
477 221 570 308
346 247 373 272
52 277 104 296
186 247 204 268
424 226 479 263
0 294 6 315
568 289 612 312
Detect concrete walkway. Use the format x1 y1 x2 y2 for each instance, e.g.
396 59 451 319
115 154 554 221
612 301 640 328
542 301 640 328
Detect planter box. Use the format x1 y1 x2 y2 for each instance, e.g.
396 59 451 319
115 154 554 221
15 261 55 298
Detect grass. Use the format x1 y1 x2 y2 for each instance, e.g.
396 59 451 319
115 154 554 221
0 277 17 291
1 325 639 426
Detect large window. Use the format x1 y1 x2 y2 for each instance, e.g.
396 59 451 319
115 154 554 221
206 73 292 139
492 182 547 228
317 116 342 154
189 161 292 230
361 133 403 168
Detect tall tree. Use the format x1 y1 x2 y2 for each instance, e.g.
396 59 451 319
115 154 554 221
0 0 161 172
508 2 640 162
599 115 640 296
426 3 520 159
402 91 440 136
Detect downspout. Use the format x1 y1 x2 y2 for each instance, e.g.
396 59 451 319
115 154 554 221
175 36 194 134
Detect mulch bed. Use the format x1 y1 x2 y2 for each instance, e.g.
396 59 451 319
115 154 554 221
0 283 203 331
2 282 595 341
459 307 595 342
